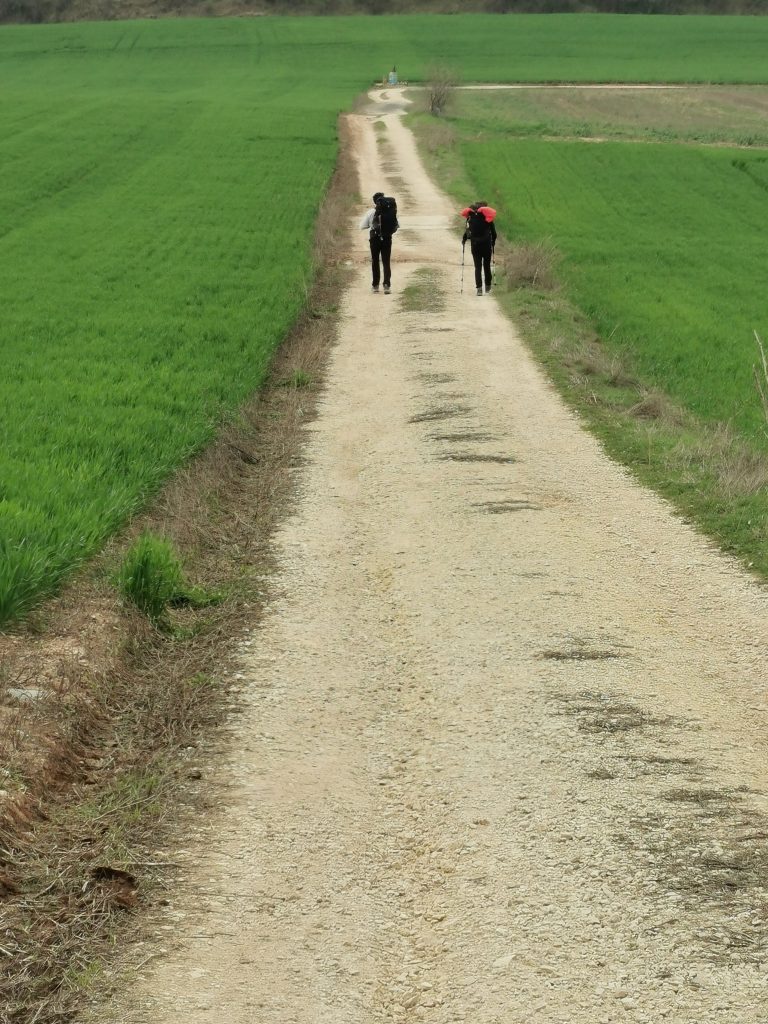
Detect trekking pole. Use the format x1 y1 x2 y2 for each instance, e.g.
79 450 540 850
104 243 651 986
460 241 466 294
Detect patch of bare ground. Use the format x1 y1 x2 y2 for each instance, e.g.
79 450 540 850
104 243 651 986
0 115 357 1024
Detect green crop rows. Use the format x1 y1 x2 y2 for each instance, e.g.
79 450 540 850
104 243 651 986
2 14 768 624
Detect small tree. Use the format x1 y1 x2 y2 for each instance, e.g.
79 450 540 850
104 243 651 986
426 65 458 117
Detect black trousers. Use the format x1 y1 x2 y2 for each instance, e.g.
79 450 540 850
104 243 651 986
370 233 392 288
471 240 493 289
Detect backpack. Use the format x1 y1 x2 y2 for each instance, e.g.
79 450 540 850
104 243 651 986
374 196 398 237
466 208 492 243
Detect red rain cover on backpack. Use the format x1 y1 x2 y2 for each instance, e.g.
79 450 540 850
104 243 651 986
460 206 497 222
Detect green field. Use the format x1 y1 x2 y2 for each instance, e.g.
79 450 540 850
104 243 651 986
2 15 768 624
3 14 768 85
0 23 352 623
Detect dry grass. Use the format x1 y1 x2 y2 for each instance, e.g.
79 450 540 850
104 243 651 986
416 371 456 385
417 118 458 155
546 327 768 500
386 176 413 203
672 422 768 498
627 390 687 425
554 690 675 734
472 498 540 514
619 753 701 777
559 332 639 392
0 115 357 1024
438 453 516 464
624 791 768 960
549 682 768 964
409 404 471 424
498 241 562 292
540 647 622 662
663 786 734 806
428 431 497 443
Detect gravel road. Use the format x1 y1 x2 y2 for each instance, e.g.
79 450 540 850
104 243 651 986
113 89 768 1024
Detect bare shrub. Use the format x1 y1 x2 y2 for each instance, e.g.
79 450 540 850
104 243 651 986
499 241 561 291
425 64 458 117
628 391 686 426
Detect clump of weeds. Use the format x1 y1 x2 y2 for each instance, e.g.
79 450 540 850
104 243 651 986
116 532 219 628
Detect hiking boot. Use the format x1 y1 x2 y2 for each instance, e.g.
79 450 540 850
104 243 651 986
485 283 492 293
372 285 380 293
383 284 391 294
476 287 483 296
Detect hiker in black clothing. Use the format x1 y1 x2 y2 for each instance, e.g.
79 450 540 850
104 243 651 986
360 191 399 294
461 201 497 296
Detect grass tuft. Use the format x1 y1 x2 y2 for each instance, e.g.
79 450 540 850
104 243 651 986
279 369 313 389
116 533 217 626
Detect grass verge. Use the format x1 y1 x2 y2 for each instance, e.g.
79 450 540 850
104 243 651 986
0 115 357 1024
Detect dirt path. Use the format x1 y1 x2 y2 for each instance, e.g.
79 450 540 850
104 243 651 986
111 89 768 1024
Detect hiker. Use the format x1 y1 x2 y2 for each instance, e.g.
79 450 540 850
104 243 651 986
461 201 497 296
360 191 399 294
